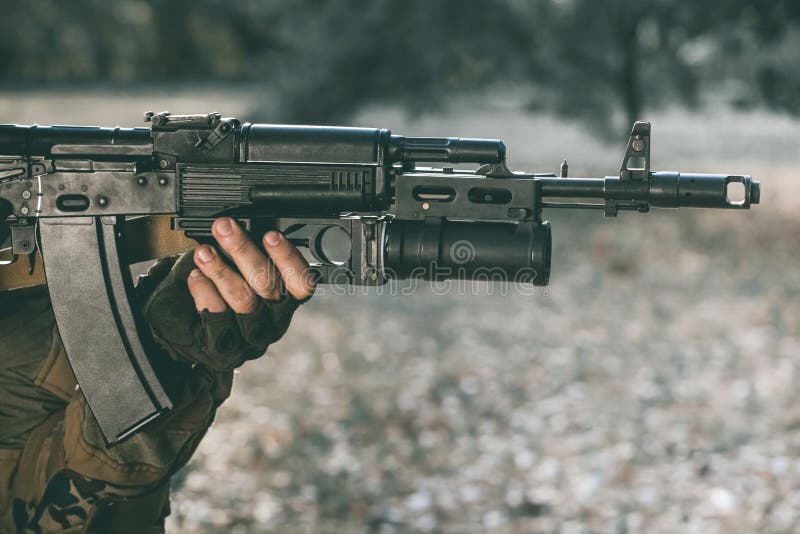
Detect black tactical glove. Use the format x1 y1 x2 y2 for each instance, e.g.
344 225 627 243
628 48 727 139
140 252 301 371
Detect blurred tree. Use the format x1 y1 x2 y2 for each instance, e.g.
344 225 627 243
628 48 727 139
519 0 709 135
260 0 535 123
0 0 282 83
0 0 797 131
0 0 534 123
704 0 800 116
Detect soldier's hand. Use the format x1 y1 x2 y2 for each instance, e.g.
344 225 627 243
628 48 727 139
141 217 315 371
190 217 315 313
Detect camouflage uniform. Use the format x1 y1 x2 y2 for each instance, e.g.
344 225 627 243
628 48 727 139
0 254 299 533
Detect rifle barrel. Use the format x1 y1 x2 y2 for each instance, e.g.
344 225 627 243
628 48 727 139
538 173 760 209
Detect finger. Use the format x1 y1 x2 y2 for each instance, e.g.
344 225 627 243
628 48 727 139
211 217 280 300
187 268 227 313
194 245 258 314
263 231 316 300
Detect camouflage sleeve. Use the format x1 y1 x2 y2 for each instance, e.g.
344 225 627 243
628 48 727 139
1 263 236 533
6 366 233 533
0 287 67 450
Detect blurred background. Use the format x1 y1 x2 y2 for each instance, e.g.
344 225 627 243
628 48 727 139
1 0 799 532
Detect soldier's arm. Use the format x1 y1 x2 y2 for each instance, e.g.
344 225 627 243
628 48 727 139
1 219 314 533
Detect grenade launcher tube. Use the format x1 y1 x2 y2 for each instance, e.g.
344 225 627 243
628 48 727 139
384 219 552 286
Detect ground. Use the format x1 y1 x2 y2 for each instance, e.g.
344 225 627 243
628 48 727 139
1 89 798 533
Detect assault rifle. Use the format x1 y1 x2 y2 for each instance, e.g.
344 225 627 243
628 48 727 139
0 113 760 445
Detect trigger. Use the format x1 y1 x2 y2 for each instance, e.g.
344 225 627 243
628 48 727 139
0 223 13 266
27 251 36 275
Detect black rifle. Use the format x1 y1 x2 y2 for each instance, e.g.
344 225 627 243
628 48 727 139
0 112 760 445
